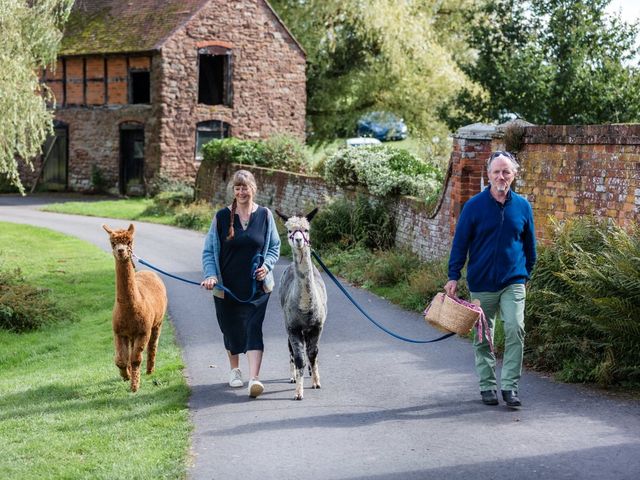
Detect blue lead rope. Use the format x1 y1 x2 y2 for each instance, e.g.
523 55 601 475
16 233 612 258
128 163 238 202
311 250 455 344
134 253 265 304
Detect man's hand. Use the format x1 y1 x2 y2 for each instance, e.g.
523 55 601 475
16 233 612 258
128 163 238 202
444 279 458 298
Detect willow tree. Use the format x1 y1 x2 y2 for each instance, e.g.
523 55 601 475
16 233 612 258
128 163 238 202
0 0 73 193
270 0 480 154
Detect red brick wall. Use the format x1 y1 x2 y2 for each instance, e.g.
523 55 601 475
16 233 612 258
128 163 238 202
518 125 640 240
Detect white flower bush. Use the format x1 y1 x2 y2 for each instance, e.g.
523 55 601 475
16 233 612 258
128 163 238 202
324 145 442 199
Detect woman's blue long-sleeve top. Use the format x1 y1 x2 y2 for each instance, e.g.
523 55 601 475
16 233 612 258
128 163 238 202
202 205 281 298
448 186 537 293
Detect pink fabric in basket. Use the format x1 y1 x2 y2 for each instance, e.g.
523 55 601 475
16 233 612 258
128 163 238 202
448 296 494 353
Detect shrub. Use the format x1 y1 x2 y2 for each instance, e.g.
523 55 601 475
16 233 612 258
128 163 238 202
262 135 309 172
147 173 195 198
324 145 442 200
173 201 213 231
0 267 69 331
201 135 310 172
525 218 640 386
312 195 396 251
91 164 108 194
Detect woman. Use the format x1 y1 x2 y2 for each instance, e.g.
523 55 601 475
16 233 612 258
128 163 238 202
201 169 281 398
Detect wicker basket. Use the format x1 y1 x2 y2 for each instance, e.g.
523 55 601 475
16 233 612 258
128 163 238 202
423 293 481 335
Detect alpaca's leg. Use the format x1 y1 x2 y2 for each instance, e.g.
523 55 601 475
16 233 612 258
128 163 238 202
305 327 322 389
146 323 163 374
287 338 296 383
288 330 306 400
129 335 147 392
114 334 131 381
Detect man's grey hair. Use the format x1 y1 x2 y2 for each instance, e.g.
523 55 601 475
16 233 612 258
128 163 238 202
487 150 520 173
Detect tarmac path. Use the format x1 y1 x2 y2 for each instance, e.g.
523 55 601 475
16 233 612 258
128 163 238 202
1 193 639 480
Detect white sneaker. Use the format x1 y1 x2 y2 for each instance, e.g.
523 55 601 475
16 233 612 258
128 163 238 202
248 378 264 398
229 368 243 388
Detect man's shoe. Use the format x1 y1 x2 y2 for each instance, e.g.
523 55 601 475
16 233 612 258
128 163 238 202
501 390 522 407
481 390 499 405
248 378 264 398
228 368 243 388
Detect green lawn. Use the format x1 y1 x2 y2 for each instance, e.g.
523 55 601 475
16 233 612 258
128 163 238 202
42 198 174 225
0 222 190 479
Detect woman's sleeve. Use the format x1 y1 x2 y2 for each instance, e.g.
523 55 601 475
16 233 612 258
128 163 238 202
202 215 220 279
263 209 281 272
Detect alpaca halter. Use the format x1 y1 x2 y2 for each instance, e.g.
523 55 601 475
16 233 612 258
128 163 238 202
289 229 311 246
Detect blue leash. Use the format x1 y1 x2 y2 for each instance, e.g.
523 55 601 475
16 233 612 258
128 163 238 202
133 253 265 303
311 250 455 344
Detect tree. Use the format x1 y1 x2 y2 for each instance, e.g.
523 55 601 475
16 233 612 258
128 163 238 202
0 0 73 193
443 0 640 128
270 0 480 153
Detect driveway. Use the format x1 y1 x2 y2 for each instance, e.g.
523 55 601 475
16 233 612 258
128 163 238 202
1 194 639 480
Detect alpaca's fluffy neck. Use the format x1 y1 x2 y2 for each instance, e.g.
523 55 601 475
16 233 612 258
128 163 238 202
114 259 140 306
292 246 319 310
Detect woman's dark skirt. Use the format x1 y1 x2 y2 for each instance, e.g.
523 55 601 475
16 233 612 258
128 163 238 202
214 292 269 354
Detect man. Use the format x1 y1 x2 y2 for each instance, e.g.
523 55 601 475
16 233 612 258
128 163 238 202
444 150 536 407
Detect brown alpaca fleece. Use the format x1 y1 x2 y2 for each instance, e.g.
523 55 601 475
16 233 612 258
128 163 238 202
102 223 168 393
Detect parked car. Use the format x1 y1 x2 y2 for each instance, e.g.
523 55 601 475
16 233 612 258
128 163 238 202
356 112 408 141
346 137 382 147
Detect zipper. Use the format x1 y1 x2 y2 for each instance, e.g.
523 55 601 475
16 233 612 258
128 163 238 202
492 200 506 287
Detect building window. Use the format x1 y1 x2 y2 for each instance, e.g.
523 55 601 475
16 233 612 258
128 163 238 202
196 120 230 160
198 46 232 106
130 70 150 104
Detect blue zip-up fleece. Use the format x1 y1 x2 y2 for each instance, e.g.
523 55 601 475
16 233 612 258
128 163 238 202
448 186 537 292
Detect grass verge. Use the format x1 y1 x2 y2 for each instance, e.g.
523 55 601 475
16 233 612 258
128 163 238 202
0 222 190 479
42 198 175 225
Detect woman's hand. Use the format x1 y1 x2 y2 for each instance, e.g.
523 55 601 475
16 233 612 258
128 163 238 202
201 276 218 290
254 266 268 281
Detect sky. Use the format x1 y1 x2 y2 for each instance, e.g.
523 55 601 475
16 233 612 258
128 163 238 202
607 0 640 23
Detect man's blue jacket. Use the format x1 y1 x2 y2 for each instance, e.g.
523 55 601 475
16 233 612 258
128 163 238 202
448 186 537 293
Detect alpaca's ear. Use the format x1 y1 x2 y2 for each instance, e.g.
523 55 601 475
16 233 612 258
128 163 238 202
305 207 319 222
102 224 112 234
275 209 289 222
128 224 135 234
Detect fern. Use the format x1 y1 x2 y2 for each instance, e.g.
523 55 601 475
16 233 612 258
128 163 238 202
525 217 640 387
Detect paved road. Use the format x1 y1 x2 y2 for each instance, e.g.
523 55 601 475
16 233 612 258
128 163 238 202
2 194 640 480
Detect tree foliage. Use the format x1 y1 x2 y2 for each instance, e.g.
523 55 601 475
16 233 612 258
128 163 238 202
0 0 73 193
443 0 640 127
270 0 479 151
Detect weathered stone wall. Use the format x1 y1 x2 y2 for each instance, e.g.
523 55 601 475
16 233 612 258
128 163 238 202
157 0 306 183
19 101 159 193
196 162 455 261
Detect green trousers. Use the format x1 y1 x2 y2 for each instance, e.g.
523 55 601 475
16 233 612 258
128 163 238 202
470 284 526 391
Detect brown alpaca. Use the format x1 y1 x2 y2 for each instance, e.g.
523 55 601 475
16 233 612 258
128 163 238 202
102 223 168 392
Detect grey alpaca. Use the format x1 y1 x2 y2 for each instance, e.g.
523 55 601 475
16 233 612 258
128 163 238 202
276 208 327 400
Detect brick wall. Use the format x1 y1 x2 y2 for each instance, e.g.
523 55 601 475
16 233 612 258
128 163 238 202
518 124 640 240
196 122 640 260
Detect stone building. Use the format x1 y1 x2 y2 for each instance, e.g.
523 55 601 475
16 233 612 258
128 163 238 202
30 0 306 194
